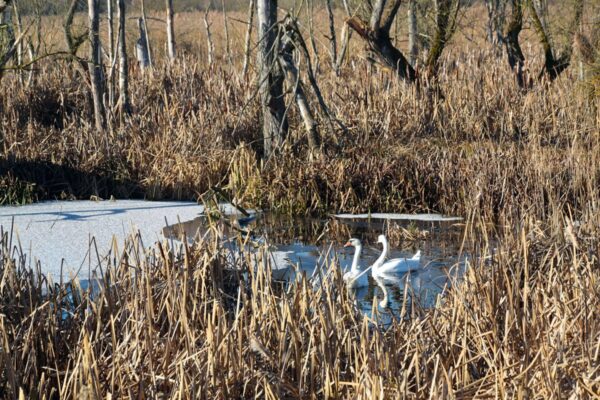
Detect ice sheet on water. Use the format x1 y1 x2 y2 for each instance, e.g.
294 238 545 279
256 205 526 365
333 213 463 222
0 200 250 279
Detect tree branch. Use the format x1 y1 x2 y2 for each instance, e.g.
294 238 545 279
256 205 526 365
370 0 387 31
382 0 402 34
504 0 526 87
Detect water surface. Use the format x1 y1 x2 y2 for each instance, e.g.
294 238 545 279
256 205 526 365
164 213 469 317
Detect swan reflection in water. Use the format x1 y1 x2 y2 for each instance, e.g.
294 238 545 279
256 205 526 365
162 213 467 314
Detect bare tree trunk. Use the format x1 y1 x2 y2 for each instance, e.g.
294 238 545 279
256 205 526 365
425 0 458 77
1 6 15 61
346 0 417 82
88 0 105 131
528 0 583 81
107 0 115 108
306 0 319 74
140 0 152 67
257 0 287 157
64 0 94 116
504 0 525 87
242 0 255 80
407 0 418 67
26 38 34 84
0 12 27 81
26 9 41 86
221 0 231 65
495 1 506 53
325 0 337 73
279 37 320 151
11 0 23 83
532 0 549 33
203 8 214 67
485 0 506 55
335 0 352 73
136 17 150 70
485 0 495 44
336 23 351 73
118 0 131 115
165 0 176 61
348 0 459 83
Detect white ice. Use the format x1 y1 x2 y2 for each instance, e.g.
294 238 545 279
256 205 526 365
0 200 244 279
333 213 463 222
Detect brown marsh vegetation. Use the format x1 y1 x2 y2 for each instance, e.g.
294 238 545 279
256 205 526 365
0 0 599 398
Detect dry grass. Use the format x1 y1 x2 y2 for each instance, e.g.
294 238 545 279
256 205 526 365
0 3 600 399
0 202 598 398
4 49 599 219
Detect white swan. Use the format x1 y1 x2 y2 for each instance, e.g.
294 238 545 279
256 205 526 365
372 234 421 278
342 238 370 288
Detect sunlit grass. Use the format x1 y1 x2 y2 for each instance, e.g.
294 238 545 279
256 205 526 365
0 5 599 398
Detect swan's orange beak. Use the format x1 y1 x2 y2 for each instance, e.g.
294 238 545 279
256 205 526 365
344 241 352 247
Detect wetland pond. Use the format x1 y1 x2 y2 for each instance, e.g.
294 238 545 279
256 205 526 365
0 200 470 316
164 211 469 316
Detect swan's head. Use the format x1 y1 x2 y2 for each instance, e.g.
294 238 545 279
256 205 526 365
377 234 386 245
344 238 361 248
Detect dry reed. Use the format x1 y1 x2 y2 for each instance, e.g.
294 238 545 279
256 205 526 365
0 4 599 399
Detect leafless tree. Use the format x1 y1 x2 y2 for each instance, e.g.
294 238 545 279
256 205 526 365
532 0 549 32
118 0 130 115
107 0 115 108
325 0 337 73
140 0 152 67
528 0 583 82
306 0 319 74
484 0 506 55
29 4 42 84
0 3 15 58
0 0 29 82
64 0 95 117
424 0 460 78
347 0 460 82
335 0 352 74
257 0 287 156
11 0 23 83
221 0 231 65
88 0 105 131
346 1 416 82
165 0 176 61
136 17 150 70
407 0 418 67
504 0 584 88
503 0 525 87
242 0 255 80
203 7 214 67
279 18 320 151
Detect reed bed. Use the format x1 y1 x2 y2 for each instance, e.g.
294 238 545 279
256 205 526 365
1 6 600 399
2 45 599 219
0 206 598 398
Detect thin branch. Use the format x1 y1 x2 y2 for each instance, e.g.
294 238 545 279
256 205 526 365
382 0 402 34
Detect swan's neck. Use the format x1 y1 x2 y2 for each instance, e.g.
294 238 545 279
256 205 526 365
380 287 389 308
374 238 388 267
351 245 362 272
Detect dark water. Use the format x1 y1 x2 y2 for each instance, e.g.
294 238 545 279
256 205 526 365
163 213 470 318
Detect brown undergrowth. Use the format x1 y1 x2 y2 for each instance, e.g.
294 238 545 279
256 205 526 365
1 49 599 221
0 6 599 399
0 204 598 398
